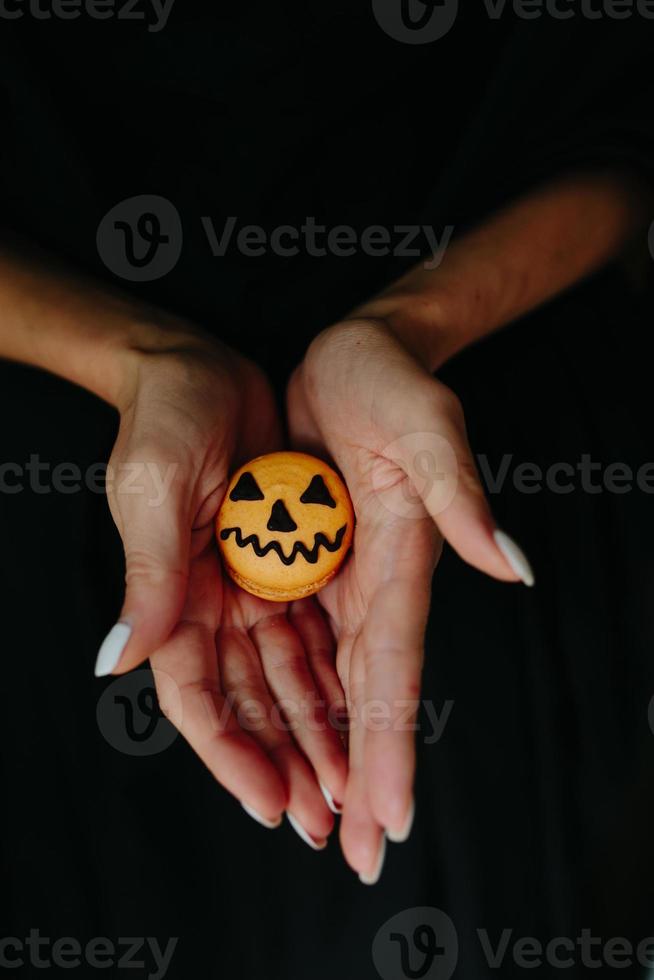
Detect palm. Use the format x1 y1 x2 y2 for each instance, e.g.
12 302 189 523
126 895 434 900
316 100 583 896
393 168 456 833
144 378 345 839
319 468 439 633
109 343 346 839
290 445 440 874
285 323 445 876
150 537 318 818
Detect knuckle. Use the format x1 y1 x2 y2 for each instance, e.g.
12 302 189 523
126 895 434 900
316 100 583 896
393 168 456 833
429 382 463 422
267 649 306 675
124 548 187 587
456 453 486 499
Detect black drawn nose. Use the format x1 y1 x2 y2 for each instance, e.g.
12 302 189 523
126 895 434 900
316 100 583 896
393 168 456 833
267 499 297 533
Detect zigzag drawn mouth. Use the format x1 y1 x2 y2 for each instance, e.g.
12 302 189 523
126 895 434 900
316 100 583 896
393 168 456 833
220 524 347 566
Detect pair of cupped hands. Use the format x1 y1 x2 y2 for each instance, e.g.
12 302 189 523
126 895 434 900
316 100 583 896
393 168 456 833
98 314 524 884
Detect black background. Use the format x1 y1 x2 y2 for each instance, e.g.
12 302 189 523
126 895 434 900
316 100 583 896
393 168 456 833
1 5 654 978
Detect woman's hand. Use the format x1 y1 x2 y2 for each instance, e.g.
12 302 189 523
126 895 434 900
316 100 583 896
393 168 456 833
98 332 346 844
283 170 644 877
286 318 532 880
0 249 346 840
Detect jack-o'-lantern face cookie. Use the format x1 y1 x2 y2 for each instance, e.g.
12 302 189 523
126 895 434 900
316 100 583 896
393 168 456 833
216 452 354 601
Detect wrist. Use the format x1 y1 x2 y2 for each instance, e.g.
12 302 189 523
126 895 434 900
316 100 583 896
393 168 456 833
352 171 647 373
111 316 248 418
0 245 271 454
0 246 221 411
107 314 210 414
351 279 469 372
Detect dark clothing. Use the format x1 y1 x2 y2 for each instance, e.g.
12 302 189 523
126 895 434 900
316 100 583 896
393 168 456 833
1 7 654 978
1 8 652 382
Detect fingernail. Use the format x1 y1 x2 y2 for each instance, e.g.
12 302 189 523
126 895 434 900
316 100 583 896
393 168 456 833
241 803 282 829
387 798 415 843
493 530 535 587
94 622 132 677
286 812 327 850
359 834 386 886
319 782 342 814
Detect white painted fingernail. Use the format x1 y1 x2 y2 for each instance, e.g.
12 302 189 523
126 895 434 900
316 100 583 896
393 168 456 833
320 782 342 814
241 803 282 829
94 622 132 677
387 799 415 843
286 812 327 850
493 530 535 587
359 834 386 885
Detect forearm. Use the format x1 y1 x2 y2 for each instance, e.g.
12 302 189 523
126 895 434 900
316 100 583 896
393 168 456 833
355 171 647 370
0 244 200 409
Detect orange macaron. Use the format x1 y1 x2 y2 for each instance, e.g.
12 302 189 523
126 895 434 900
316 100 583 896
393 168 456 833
216 451 354 601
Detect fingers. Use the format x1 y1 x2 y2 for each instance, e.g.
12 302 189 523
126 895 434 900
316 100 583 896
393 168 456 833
115 515 189 673
393 379 534 586
217 621 334 847
285 363 324 456
336 518 433 875
297 317 534 587
361 576 428 841
150 545 336 838
250 609 348 820
97 455 191 676
340 761 386 886
287 598 348 810
288 599 343 710
151 623 287 823
149 544 287 824
338 632 386 883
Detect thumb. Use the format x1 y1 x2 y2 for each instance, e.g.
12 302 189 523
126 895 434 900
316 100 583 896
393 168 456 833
285 362 323 456
388 379 535 587
95 467 190 676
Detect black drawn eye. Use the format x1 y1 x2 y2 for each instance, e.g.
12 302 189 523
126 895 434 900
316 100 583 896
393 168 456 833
230 471 264 501
300 474 336 508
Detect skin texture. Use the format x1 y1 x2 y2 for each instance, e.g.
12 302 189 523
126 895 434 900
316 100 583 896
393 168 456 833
353 171 647 372
0 171 645 878
108 343 348 842
286 318 518 873
280 172 647 875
